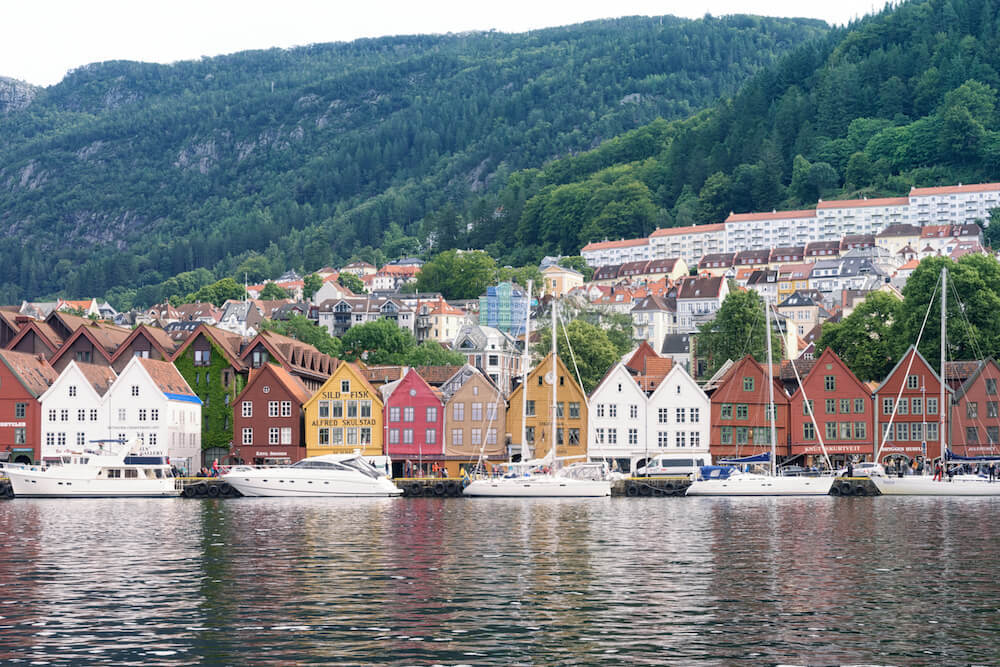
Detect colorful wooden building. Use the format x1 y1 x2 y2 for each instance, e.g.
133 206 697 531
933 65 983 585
233 363 312 465
0 350 59 464
439 365 506 476
872 346 950 463
303 362 383 458
380 367 444 476
948 359 1000 457
506 352 588 463
709 355 790 461
788 348 874 466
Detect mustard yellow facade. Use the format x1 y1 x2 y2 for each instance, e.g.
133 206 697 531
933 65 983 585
506 352 588 462
304 362 383 458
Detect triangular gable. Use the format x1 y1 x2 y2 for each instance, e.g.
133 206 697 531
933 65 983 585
588 362 643 400
236 363 313 407
788 347 870 403
872 344 951 396
39 360 116 403
109 324 176 364
49 325 119 366
303 361 383 411
0 349 59 397
952 358 1000 402
6 320 61 355
169 323 247 370
712 355 789 403
508 352 586 406
648 363 709 404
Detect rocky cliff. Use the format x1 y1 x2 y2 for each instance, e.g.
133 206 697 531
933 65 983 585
0 77 38 113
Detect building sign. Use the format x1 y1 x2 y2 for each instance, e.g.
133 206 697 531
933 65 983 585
0 422 26 428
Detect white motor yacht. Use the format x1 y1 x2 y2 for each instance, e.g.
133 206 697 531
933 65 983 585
5 447 179 498
869 472 1000 496
686 469 834 496
463 461 611 497
222 454 402 497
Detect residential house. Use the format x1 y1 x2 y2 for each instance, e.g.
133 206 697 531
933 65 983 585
661 334 693 374
311 279 354 306
340 261 377 277
649 223 726 267
109 324 179 373
587 363 648 471
746 270 779 304
541 264 584 297
232 363 312 465
676 276 729 334
919 224 984 255
302 362 383 459
725 209 816 251
47 321 132 372
239 329 337 392
380 368 445 475
644 364 711 469
948 359 1000 457
506 352 587 463
0 350 58 464
816 197 910 236
733 249 772 272
217 300 263 337
439 365 506 475
776 263 814 302
767 246 805 268
776 291 831 337
415 297 468 344
804 240 841 261
38 360 115 461
631 294 677 349
909 182 1000 226
876 224 923 258
453 324 522 394
478 282 530 336
709 355 790 461
873 346 950 463
698 252 736 277
580 237 653 268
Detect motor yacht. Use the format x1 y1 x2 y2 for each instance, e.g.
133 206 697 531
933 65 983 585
5 446 179 498
222 454 402 497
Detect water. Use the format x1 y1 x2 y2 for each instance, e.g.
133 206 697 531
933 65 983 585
1 496 999 665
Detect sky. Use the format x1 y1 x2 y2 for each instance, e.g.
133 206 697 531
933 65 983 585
4 0 887 87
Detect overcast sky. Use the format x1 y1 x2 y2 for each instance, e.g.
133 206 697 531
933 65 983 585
4 0 886 87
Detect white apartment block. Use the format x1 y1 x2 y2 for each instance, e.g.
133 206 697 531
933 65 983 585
815 197 911 237
580 238 652 268
649 223 726 267
724 209 818 251
909 183 1000 226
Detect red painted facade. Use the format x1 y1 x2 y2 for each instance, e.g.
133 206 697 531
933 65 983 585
873 346 950 462
232 364 310 464
948 360 1000 457
383 368 444 460
789 348 875 461
709 355 790 460
0 351 57 464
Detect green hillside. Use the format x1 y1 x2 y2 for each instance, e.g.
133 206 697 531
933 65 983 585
493 0 1000 259
0 15 827 306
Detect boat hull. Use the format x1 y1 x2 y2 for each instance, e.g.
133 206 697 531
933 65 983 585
222 471 402 498
869 475 1000 496
463 477 611 497
7 469 178 498
686 474 834 496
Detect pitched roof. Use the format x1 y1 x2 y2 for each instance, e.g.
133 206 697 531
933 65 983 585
138 358 198 398
246 363 312 405
877 224 921 238
580 237 650 252
817 196 909 209
726 209 815 223
0 349 59 396
699 252 735 267
170 324 247 370
75 362 117 396
910 182 1000 196
650 222 725 237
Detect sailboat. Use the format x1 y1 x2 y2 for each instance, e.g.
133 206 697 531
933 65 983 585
463 292 611 497
686 296 834 496
870 266 1000 496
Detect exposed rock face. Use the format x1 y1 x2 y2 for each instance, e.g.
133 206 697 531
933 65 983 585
0 76 38 113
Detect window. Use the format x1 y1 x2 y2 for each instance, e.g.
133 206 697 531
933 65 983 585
269 428 279 445
735 404 748 420
117 408 126 422
987 378 997 395
360 428 372 445
347 401 358 418
927 423 939 440
77 409 85 421
825 399 836 414
137 409 147 422
453 403 465 421
151 409 159 422
242 428 253 445
404 429 414 444
14 428 25 445
896 422 909 441
854 398 865 413
840 399 850 414
268 401 279 417
426 429 437 444
526 426 535 443
75 351 92 363
675 431 686 448
596 428 605 444
404 407 415 422
47 409 56 422
605 428 615 445
595 403 604 418
609 404 617 419
690 408 699 423
676 408 686 423
452 429 463 446
911 398 922 415
60 409 69 422
131 385 139 397
882 397 894 415
277 401 290 417
570 402 581 419
15 403 25 419
690 431 700 448
46 433 55 447
241 401 252 418
658 431 670 447
471 403 482 421
854 422 867 440
628 404 638 419
911 423 923 442
194 349 210 366
840 422 852 439
340 380 350 393
426 406 438 422
360 401 371 418
735 427 748 445
720 427 732 445
907 375 919 390
68 385 77 397
802 400 813 416
968 402 979 419
825 422 837 440
897 399 908 415
803 422 815 440
318 401 330 418
743 377 755 391
628 428 638 445
989 402 999 418
526 400 536 417
720 404 732 420
988 426 999 444
927 397 938 415
967 427 979 444
824 376 836 391
331 428 343 445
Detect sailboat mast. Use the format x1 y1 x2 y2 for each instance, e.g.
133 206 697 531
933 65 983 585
521 280 532 462
551 297 558 464
940 267 947 464
765 300 777 477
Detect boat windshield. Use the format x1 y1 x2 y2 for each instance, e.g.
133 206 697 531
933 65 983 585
339 457 381 479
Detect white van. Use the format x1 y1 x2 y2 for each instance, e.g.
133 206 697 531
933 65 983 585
634 455 707 479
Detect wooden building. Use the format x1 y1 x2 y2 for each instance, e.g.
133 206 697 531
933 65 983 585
303 362 383 459
506 352 588 463
232 363 312 465
709 355 790 461
872 346 950 463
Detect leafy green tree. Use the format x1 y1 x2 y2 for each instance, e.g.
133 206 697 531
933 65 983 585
404 341 466 366
302 273 324 301
233 253 272 284
557 256 594 282
496 265 543 290
817 291 900 381
340 319 416 364
695 289 781 379
981 208 1000 248
337 273 365 294
258 282 291 300
534 318 619 394
415 250 498 300
261 314 342 357
182 278 245 307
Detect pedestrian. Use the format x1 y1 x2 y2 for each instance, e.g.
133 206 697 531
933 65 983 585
933 461 943 481
989 463 996 482
846 458 854 478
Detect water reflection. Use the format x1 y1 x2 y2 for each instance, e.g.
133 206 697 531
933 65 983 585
1 496 999 664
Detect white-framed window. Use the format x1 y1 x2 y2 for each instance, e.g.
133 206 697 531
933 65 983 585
596 404 605 418
658 408 668 424
389 407 400 422
241 401 252 418
676 432 686 448
242 428 253 445
89 409 98 421
57 433 66 446
139 409 147 422
389 429 400 444
690 431 700 448
268 401 279 417
404 407 415 422
609 404 617 418
77 409 86 421
46 433 55 447
281 428 292 445
131 385 140 397
149 433 157 448
48 409 56 422
76 432 85 446
426 429 436 444
269 427 279 445
151 409 159 422
281 401 291 417
68 386 77 397
629 405 638 419
117 408 126 422
453 403 465 421
60 409 69 422
452 429 463 445
471 403 483 421
628 428 638 445
487 428 497 444
690 407 699 423
596 428 605 444
403 429 413 444
608 429 617 444
427 406 438 422
676 408 686 423
471 429 481 445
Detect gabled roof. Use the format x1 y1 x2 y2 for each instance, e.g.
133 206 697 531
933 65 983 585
239 362 312 406
0 349 59 397
677 276 724 299
699 252 735 266
49 322 132 366
75 362 117 396
631 294 675 312
952 358 1000 402
734 249 772 264
242 329 337 380
439 364 502 401
788 347 869 400
169 323 247 370
109 324 179 363
873 345 950 395
592 265 622 281
6 320 62 354
711 354 789 403
137 357 199 400
877 224 922 238
304 362 382 409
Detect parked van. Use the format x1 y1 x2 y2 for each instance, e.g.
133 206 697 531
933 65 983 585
634 456 707 479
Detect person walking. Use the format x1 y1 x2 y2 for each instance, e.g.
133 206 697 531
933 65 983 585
933 461 943 482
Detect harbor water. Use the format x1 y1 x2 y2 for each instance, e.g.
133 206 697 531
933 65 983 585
1 496 999 665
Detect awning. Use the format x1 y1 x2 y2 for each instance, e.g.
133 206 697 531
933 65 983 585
718 452 771 464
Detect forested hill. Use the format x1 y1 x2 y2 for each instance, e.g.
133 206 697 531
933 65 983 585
494 0 1000 259
0 15 827 306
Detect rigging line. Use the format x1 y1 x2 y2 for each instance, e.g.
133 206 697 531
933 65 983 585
467 383 504 473
875 271 941 463
558 306 586 403
738 292 764 362
769 303 832 471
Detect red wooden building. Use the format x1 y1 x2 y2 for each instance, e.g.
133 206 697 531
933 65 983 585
709 355 790 460
232 363 312 465
0 350 59 464
381 368 444 473
873 346 950 463
948 359 1000 457
789 348 874 465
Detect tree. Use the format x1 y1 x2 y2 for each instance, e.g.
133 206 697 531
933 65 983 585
337 273 365 294
557 255 594 282
817 291 900 381
982 208 1000 248
695 289 781 379
182 278 245 307
415 250 498 300
496 265 543 290
261 314 342 357
340 319 416 364
302 273 324 302
404 341 466 366
258 282 291 300
534 318 619 394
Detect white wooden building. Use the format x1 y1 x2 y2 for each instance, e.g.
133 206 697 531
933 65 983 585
38 361 116 460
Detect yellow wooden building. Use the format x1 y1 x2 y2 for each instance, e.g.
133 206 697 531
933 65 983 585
506 352 588 462
303 362 383 458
